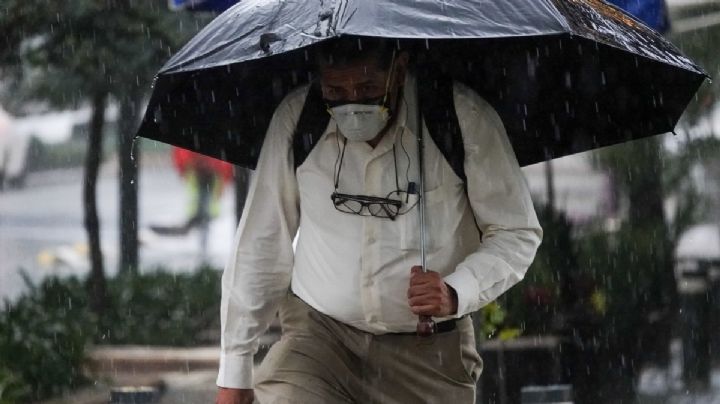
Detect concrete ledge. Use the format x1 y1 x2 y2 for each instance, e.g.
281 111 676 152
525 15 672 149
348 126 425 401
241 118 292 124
87 345 220 374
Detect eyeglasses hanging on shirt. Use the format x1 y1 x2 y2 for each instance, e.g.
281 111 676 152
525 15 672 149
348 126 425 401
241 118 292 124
330 135 418 221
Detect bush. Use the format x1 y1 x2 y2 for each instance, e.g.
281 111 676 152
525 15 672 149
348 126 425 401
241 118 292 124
99 266 222 346
0 266 222 403
0 274 94 403
0 366 31 404
496 206 576 337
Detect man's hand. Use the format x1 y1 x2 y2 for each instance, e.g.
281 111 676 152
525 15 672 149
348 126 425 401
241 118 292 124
407 266 458 317
216 387 254 404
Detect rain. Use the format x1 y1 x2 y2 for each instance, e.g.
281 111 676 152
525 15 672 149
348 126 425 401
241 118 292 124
0 0 719 403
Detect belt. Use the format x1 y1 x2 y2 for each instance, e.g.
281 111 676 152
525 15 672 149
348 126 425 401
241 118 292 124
388 319 457 336
288 291 458 336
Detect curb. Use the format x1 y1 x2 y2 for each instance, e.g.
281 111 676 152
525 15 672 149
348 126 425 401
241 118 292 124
87 346 220 374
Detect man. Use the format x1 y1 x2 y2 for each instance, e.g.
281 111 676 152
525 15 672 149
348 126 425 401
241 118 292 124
216 39 542 404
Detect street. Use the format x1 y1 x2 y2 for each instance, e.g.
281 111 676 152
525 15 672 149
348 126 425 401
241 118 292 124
0 155 237 303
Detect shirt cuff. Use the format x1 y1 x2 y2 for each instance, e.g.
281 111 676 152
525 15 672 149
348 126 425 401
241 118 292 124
216 353 254 389
444 267 480 318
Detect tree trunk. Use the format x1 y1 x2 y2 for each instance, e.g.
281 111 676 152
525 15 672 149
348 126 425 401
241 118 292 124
118 91 142 275
85 91 109 316
626 139 677 367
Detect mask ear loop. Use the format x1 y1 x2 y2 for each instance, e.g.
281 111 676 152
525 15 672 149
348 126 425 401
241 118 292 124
381 49 398 110
333 134 348 190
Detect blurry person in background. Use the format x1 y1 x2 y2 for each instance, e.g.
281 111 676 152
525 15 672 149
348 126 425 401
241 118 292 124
172 146 234 231
151 147 233 254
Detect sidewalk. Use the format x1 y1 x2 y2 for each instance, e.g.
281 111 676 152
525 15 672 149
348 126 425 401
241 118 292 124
42 346 221 404
44 329 280 404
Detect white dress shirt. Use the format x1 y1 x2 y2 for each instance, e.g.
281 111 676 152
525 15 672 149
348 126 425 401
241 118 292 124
217 74 542 389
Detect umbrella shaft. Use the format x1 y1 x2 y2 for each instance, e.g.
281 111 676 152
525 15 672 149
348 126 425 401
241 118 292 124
416 80 428 273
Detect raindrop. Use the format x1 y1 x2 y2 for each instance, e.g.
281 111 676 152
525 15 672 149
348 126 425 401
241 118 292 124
425 39 430 50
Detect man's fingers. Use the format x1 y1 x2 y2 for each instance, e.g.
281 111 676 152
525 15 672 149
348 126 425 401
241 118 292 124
410 304 441 316
409 270 440 285
407 283 443 299
408 294 443 307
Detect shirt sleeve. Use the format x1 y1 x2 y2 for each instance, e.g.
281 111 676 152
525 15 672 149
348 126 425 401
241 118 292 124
443 82 543 317
216 87 306 389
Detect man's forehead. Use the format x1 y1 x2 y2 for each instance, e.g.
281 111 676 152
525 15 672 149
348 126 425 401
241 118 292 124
320 60 387 84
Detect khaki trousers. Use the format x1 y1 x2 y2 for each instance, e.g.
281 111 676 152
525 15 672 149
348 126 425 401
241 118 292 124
255 294 482 404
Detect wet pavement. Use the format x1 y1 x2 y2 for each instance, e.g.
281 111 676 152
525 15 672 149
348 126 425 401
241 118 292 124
0 155 237 303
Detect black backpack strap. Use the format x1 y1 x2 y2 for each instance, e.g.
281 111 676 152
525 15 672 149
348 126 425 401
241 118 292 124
417 74 466 183
293 81 331 171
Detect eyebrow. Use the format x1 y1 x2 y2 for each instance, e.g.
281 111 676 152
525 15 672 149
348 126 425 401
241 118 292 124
326 79 378 87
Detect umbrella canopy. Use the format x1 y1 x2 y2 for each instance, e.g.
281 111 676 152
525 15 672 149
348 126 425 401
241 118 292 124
137 0 706 169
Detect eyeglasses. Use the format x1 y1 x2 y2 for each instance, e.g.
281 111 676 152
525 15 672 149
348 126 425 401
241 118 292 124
331 191 403 220
331 129 417 221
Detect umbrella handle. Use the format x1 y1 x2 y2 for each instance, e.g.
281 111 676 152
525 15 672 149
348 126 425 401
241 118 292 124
417 315 436 337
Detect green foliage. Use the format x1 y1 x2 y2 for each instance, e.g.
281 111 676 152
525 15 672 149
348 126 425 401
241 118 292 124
0 266 222 403
0 0 210 109
670 9 720 128
99 267 222 346
499 206 574 336
0 366 31 404
0 274 94 403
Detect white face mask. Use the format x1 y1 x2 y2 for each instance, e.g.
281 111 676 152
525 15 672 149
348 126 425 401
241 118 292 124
329 103 390 142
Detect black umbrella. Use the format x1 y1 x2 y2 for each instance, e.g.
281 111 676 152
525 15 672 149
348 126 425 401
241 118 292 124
136 0 706 335
137 0 705 169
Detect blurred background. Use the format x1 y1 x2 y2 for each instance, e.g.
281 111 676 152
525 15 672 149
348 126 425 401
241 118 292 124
1 0 719 403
